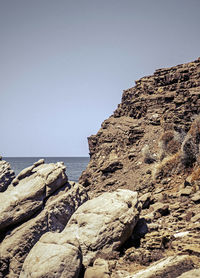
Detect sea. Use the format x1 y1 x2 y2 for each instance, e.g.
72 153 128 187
3 157 90 183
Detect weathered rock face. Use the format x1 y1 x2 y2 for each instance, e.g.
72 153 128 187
20 232 82 278
0 161 68 232
125 255 195 278
0 159 15 192
177 268 200 278
66 189 139 266
84 258 110 278
79 58 200 276
20 189 139 277
80 58 200 195
0 160 88 278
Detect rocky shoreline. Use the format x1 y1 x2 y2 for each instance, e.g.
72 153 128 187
1 58 200 277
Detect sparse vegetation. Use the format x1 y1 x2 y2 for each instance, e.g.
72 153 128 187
142 145 156 164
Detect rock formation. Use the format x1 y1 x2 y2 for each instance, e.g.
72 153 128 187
20 189 140 277
79 58 200 276
0 158 15 192
0 160 88 277
1 58 200 277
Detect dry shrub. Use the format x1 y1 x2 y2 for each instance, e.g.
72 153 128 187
188 115 200 144
153 152 181 180
181 116 200 167
142 145 156 164
159 130 183 161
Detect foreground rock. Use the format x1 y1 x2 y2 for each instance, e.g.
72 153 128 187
177 268 200 277
125 255 195 278
20 189 140 276
78 58 200 275
84 258 110 278
0 161 67 232
0 159 15 192
20 232 82 278
66 189 139 266
0 181 88 277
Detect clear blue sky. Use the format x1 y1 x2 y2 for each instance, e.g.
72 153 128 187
1 0 200 157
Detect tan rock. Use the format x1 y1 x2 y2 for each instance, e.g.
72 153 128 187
20 189 139 276
0 160 15 192
0 181 88 277
125 255 195 278
65 189 139 266
84 258 110 278
20 232 82 278
0 162 67 232
177 268 200 277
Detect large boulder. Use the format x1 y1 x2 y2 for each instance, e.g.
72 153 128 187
0 159 15 192
0 181 88 277
0 161 67 232
65 189 140 266
20 232 82 278
20 189 139 277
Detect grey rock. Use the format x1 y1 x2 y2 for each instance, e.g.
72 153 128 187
0 162 67 232
0 181 88 277
20 232 82 278
177 268 200 277
0 160 15 192
125 255 195 278
20 189 139 276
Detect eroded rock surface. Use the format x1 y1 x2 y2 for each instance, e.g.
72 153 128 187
0 159 15 192
20 189 139 277
20 232 82 278
79 58 200 276
125 255 195 278
0 160 88 278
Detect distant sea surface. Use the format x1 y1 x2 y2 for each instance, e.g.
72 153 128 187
4 157 90 182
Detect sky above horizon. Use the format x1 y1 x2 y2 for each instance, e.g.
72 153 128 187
1 0 200 157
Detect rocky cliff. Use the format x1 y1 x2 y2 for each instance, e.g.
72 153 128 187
80 58 200 196
1 58 200 278
78 57 200 276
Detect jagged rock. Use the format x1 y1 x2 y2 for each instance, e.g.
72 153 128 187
0 162 67 232
84 258 110 278
0 181 88 277
125 255 195 278
80 58 200 196
177 268 200 277
139 192 152 209
20 232 82 278
0 160 15 192
21 189 139 275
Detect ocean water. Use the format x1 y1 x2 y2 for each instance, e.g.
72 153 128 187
3 157 90 182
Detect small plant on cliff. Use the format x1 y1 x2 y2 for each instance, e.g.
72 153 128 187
159 128 184 161
181 116 200 167
142 145 156 164
153 152 181 180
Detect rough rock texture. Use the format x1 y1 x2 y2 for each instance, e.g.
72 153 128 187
66 189 139 266
0 159 15 192
79 58 200 276
80 58 200 194
0 160 88 278
125 255 195 278
177 268 200 277
20 232 82 278
0 161 68 232
20 189 139 277
84 258 110 278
